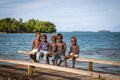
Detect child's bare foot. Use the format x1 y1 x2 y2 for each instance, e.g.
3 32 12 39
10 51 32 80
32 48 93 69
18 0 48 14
45 60 50 64
52 60 55 65
45 62 50 64
58 60 63 66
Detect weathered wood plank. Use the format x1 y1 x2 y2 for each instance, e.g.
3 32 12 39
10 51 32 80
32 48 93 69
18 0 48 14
18 50 30 55
0 58 120 80
76 58 120 66
18 50 120 66
0 58 90 76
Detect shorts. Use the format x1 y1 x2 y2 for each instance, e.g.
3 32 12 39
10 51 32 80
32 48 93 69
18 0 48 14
36 50 49 61
54 53 65 61
47 52 57 60
30 49 38 55
69 53 79 58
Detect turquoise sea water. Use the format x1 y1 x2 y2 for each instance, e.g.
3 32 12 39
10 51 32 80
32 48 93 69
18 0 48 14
0 32 120 74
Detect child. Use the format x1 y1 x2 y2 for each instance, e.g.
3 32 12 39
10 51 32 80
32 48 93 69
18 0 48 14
36 34 49 63
64 37 79 68
29 32 41 62
46 35 57 64
54 33 66 66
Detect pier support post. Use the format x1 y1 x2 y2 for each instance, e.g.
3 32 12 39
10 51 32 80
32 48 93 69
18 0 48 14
88 62 93 71
28 65 35 77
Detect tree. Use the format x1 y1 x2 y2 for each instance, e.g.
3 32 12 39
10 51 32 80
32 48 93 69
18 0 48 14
0 18 57 33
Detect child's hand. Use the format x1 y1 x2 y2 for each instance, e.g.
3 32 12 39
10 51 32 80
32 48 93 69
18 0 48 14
67 54 71 57
49 52 53 56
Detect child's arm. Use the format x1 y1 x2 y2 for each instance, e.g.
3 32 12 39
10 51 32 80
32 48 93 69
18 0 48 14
68 46 72 54
52 44 57 53
48 43 51 52
47 42 49 51
37 43 41 52
32 40 35 50
62 42 66 53
75 45 80 54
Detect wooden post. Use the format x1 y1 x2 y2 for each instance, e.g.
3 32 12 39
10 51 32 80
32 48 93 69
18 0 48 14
88 62 93 71
28 56 36 77
28 65 35 77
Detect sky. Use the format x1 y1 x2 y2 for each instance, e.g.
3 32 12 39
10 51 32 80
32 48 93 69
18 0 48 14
0 0 120 32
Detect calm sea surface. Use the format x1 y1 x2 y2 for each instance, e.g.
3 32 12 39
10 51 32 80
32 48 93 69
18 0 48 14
0 32 120 74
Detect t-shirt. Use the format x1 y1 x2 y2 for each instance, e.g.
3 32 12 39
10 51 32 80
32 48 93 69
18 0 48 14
38 41 49 51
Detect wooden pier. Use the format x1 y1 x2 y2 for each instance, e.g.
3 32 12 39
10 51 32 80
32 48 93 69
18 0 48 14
0 58 120 80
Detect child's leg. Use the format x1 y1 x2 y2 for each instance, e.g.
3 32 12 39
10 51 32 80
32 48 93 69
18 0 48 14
52 53 56 65
29 49 37 62
54 60 57 65
30 54 37 62
52 53 59 65
71 56 76 68
64 56 67 67
45 53 50 64
58 55 64 66
52 60 55 65
64 55 71 67
36 52 41 62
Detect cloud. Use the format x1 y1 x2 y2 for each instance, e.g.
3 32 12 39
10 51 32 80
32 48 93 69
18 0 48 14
0 0 120 32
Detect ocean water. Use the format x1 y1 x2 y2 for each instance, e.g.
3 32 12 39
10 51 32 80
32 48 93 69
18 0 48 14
0 32 120 74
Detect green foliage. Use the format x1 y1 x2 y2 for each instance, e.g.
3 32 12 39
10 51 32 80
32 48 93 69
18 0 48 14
0 18 56 33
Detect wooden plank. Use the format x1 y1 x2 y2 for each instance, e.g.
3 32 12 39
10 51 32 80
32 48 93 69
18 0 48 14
18 50 30 55
76 58 120 66
0 58 120 80
0 58 90 76
18 50 120 66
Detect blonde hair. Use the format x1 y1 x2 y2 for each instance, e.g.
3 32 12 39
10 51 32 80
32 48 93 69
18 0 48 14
51 34 57 41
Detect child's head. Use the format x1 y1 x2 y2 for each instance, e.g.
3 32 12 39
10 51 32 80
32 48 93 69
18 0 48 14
35 32 41 40
42 34 47 42
57 33 63 42
51 35 57 42
71 37 77 45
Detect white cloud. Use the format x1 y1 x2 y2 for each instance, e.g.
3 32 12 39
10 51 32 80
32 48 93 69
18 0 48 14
0 0 120 32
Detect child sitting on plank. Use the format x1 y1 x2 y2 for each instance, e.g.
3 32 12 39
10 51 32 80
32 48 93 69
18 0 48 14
29 32 41 62
54 33 66 66
64 37 80 68
36 34 49 63
46 35 57 64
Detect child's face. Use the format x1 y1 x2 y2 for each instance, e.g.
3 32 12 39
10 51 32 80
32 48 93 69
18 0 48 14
51 38 56 43
57 36 62 42
42 37 47 42
36 35 40 40
71 38 76 45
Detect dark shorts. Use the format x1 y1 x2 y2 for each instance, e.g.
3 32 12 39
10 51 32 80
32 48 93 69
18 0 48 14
54 53 65 61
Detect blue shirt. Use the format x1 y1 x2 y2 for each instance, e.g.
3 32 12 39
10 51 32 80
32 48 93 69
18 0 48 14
38 41 49 52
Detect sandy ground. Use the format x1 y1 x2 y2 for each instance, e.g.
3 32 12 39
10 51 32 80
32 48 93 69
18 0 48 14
0 64 104 80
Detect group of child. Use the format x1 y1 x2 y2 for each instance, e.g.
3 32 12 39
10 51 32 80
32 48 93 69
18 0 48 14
29 32 80 68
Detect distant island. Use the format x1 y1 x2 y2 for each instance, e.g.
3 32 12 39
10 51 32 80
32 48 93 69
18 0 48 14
71 30 111 33
0 18 56 33
72 31 93 32
97 30 111 32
